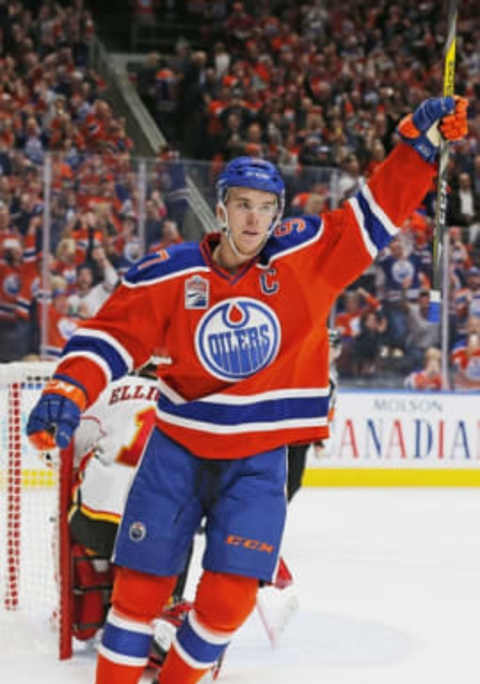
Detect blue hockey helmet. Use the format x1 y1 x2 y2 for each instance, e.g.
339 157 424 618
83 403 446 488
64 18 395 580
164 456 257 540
216 156 285 233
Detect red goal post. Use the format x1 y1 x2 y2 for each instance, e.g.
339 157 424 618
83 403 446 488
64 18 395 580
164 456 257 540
0 361 73 659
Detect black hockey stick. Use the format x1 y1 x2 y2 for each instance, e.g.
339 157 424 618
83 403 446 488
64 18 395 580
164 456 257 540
432 0 457 290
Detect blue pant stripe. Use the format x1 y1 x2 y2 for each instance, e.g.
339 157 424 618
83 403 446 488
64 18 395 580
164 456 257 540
176 616 227 665
102 622 152 658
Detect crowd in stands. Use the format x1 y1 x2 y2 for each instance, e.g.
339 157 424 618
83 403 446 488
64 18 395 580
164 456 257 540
1 0 480 392
0 0 185 364
134 0 480 389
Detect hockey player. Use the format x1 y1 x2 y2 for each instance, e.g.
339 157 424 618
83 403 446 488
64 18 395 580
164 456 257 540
286 327 341 501
27 96 467 684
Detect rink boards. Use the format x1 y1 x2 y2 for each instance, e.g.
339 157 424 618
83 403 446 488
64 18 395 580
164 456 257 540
2 389 480 488
304 389 480 486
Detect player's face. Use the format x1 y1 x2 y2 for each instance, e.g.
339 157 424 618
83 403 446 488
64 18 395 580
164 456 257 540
222 187 277 257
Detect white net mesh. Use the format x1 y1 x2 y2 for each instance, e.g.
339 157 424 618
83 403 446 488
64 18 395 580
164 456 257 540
0 361 63 655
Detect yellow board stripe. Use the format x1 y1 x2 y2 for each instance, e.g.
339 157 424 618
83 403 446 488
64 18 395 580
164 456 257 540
303 468 480 487
0 469 57 489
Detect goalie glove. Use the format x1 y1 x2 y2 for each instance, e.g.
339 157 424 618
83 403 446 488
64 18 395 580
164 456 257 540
27 376 87 450
398 95 468 163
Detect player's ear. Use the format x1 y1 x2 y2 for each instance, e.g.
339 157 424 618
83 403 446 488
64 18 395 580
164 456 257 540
216 204 226 222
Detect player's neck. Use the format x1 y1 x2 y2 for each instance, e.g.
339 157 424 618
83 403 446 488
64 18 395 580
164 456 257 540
212 236 251 274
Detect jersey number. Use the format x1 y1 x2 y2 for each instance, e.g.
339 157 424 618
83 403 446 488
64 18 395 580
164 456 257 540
116 407 156 467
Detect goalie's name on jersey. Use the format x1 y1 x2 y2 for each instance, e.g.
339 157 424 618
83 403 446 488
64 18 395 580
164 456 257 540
56 144 436 459
108 382 161 405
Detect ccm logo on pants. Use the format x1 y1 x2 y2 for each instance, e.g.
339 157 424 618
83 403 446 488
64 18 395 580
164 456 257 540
225 535 274 553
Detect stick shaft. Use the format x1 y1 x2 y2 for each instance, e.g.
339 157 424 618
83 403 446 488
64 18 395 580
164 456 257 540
432 0 458 291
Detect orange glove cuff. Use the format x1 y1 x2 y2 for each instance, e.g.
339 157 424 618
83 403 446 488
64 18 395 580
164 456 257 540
44 378 87 412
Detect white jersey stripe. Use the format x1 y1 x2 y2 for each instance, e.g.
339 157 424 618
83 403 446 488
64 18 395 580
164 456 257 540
123 265 210 288
199 386 330 404
98 644 148 667
107 609 153 635
359 179 399 237
189 610 233 645
156 408 328 434
348 197 378 259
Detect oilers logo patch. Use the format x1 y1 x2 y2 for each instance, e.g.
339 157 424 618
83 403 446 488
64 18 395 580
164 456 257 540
129 521 147 542
3 273 20 296
185 275 209 309
194 297 281 381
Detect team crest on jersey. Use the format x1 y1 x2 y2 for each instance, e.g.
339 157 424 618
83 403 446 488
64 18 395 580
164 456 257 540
129 521 147 542
3 273 20 296
185 275 209 309
194 297 281 381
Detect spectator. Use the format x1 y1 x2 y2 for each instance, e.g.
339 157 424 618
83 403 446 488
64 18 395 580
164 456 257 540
376 237 429 353
0 236 30 360
404 347 443 391
67 247 118 320
334 286 382 376
448 172 480 244
148 220 183 253
451 326 480 391
337 153 363 201
351 309 388 378
405 289 441 370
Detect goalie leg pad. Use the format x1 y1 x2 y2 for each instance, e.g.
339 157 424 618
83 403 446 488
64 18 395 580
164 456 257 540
72 543 114 641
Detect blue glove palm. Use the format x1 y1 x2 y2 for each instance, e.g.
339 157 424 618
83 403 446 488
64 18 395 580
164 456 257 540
398 96 455 163
27 377 86 450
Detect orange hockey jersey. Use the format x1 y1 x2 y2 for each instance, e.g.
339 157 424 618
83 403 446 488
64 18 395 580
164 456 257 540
55 144 435 459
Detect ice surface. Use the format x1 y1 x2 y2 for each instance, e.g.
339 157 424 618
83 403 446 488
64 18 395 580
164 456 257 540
2 486 480 683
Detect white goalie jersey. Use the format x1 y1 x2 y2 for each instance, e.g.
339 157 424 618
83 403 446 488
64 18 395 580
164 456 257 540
72 375 161 524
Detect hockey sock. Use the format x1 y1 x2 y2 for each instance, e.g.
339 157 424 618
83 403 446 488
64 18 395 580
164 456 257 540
158 570 258 684
95 567 176 684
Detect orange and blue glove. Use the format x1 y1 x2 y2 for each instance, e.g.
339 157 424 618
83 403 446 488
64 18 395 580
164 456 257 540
398 95 468 163
27 376 87 450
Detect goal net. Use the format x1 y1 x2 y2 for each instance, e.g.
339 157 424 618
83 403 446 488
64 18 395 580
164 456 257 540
0 361 73 659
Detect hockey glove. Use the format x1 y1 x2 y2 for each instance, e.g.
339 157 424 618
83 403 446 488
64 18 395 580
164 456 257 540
398 96 468 163
27 377 87 450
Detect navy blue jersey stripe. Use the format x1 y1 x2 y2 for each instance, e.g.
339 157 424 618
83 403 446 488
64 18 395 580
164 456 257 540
157 394 329 425
356 190 392 251
61 335 129 379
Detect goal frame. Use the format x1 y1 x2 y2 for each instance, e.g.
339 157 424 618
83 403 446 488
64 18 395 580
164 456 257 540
2 362 74 659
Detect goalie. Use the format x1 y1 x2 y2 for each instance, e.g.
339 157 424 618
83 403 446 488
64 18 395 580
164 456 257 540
61 362 194 666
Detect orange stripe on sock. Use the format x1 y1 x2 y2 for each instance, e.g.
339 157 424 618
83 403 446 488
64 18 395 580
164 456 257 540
95 652 145 684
